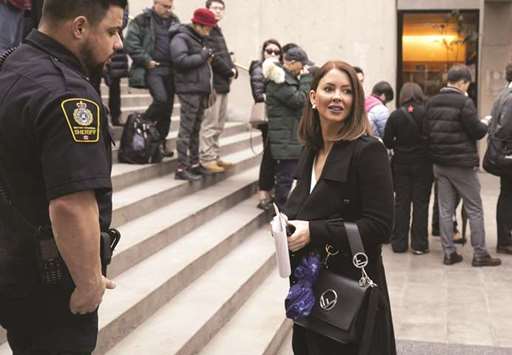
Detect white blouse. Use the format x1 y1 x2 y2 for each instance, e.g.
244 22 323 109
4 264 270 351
310 157 318 193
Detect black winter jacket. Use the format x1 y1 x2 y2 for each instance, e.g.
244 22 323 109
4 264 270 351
206 26 235 94
383 103 429 165
249 60 265 103
424 87 488 168
169 24 211 95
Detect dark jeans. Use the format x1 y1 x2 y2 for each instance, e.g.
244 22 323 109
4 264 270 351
497 176 512 247
275 159 298 209
176 94 207 169
391 162 433 252
145 67 175 143
257 123 276 191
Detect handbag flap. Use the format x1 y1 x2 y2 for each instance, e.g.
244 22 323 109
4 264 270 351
309 270 369 331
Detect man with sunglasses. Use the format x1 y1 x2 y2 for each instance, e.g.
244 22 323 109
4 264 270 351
125 0 180 157
199 0 237 173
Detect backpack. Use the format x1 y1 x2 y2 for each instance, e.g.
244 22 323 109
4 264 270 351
483 88 512 178
118 112 163 164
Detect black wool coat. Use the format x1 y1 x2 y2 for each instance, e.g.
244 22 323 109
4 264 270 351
284 136 397 355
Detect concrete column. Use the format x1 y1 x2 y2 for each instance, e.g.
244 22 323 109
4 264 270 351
479 1 512 116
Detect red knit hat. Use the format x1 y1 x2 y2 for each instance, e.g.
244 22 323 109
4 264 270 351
191 8 217 27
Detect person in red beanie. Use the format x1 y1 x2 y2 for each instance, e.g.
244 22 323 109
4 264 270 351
169 8 219 181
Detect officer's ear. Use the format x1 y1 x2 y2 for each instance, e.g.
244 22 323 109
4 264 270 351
71 16 89 39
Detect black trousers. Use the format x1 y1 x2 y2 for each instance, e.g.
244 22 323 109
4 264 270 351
107 77 121 123
1 286 97 355
275 159 297 209
257 123 276 191
88 73 121 125
145 66 175 143
391 162 433 252
497 176 512 247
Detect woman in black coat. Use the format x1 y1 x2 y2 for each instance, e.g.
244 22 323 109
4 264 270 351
249 39 282 210
284 61 396 355
383 82 433 254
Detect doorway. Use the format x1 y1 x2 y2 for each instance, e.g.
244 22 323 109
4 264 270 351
397 10 479 103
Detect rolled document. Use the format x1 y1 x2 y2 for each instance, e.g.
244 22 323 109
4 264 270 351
271 203 291 278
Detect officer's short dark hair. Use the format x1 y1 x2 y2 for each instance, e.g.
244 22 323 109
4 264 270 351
42 0 127 25
447 64 472 83
371 81 394 103
206 0 225 8
506 63 512 83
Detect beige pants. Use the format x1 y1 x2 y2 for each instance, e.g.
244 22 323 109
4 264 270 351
200 93 228 163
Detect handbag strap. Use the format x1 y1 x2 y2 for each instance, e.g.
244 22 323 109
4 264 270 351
345 222 365 256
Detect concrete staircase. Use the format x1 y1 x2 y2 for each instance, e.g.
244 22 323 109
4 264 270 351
0 80 293 355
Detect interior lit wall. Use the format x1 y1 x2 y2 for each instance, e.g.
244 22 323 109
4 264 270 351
403 34 466 62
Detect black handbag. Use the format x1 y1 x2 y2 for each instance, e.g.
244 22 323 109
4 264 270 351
295 223 384 349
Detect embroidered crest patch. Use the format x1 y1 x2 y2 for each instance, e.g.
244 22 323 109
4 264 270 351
61 98 100 143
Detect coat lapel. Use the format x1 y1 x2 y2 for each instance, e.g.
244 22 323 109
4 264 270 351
292 140 356 221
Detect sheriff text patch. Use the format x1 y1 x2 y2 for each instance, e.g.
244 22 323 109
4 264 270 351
61 98 100 143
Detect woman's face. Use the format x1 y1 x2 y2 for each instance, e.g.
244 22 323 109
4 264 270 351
310 68 354 125
263 43 281 61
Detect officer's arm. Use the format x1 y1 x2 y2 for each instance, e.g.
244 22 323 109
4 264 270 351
49 190 102 291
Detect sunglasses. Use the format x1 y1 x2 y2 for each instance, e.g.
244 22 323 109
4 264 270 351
265 49 281 56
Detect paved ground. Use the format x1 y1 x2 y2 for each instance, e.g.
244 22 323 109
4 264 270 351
385 172 512 351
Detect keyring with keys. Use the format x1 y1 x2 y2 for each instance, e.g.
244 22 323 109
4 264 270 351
323 244 340 268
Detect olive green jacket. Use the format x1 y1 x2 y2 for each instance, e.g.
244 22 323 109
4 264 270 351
264 62 313 160
124 9 179 88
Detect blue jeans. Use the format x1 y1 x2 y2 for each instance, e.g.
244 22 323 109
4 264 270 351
0 2 24 52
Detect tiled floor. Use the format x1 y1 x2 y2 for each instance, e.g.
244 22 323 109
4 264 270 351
384 172 512 349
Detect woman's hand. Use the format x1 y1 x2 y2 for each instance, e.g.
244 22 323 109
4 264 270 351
287 220 311 252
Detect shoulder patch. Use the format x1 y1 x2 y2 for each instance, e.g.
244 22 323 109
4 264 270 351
61 98 100 143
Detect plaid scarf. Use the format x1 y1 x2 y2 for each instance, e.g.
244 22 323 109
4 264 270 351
7 0 32 10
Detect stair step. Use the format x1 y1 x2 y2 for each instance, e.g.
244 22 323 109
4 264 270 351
199 268 292 355
100 81 148 96
120 104 180 125
110 164 261 278
276 329 293 355
111 146 262 227
104 227 276 355
102 93 152 108
111 120 252 165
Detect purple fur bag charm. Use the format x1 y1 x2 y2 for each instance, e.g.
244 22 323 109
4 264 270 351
285 253 322 320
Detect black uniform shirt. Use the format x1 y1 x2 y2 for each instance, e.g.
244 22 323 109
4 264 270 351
0 30 113 232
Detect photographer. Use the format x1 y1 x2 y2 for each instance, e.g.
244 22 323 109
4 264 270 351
169 8 217 181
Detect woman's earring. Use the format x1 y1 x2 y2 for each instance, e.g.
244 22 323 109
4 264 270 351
312 104 316 110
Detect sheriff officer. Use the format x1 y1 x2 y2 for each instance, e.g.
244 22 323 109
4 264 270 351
0 0 126 354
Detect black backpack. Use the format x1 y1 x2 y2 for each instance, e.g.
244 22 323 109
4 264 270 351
483 88 512 178
118 112 163 164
